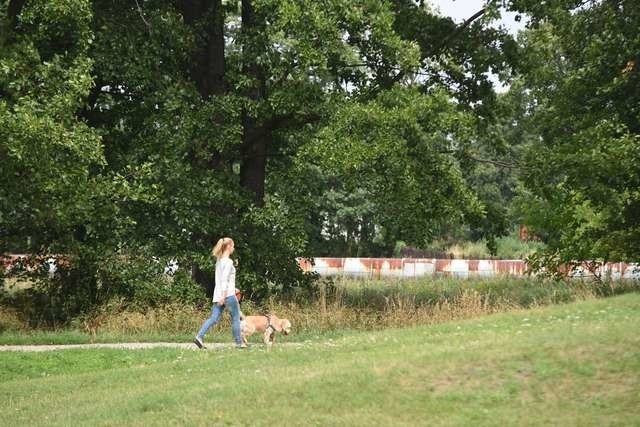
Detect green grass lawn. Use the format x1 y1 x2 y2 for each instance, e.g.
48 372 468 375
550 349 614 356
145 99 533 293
1 293 639 426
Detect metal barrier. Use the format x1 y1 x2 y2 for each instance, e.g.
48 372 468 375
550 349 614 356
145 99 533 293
2 255 639 281
297 258 640 280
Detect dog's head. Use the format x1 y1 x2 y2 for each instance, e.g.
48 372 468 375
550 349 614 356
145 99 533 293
279 319 292 335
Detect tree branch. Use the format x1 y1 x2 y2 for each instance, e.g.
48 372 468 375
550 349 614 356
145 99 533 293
134 0 151 33
467 155 521 169
435 8 486 55
439 149 522 169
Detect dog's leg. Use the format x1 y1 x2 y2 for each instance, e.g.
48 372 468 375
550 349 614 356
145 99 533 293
263 329 272 346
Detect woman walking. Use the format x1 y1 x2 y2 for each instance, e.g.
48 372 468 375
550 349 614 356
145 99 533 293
194 237 245 349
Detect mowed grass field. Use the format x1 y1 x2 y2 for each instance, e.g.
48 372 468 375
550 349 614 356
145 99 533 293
1 293 639 426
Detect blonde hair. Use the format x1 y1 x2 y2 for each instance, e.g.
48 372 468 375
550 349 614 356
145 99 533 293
212 237 234 258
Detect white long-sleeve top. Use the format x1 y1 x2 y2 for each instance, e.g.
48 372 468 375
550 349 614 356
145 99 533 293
212 257 236 303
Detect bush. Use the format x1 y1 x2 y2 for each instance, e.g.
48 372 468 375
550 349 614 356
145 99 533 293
0 249 207 327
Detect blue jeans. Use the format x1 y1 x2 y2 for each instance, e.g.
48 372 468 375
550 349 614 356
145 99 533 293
196 295 242 345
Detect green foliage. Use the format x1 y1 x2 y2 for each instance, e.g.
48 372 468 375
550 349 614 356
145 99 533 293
0 0 103 253
294 87 484 254
392 0 519 117
495 232 545 259
80 0 426 301
416 228 544 260
461 81 538 250
7 0 637 319
512 0 640 268
234 203 318 300
0 250 206 327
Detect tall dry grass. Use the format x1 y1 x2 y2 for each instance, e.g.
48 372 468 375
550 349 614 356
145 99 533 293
0 305 28 332
3 277 636 338
240 277 613 334
73 301 203 336
264 288 545 333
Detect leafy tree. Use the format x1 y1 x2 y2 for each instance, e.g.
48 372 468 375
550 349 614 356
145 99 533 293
287 87 485 255
81 0 422 296
1 0 547 320
0 0 103 253
462 80 538 253
509 0 640 270
269 1 528 256
391 0 520 119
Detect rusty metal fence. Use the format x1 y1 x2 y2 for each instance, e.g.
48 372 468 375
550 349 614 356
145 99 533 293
297 258 640 280
2 255 639 281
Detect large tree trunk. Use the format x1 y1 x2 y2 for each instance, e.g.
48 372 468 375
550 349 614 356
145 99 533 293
2 0 26 46
177 0 225 98
240 125 269 206
240 0 268 206
7 0 26 30
178 0 269 206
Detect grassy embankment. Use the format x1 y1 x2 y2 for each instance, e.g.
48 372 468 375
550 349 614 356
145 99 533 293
1 293 639 426
1 276 637 345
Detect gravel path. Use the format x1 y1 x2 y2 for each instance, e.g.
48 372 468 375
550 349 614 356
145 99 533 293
0 342 232 352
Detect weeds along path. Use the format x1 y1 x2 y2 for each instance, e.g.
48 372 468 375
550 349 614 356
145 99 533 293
0 342 242 352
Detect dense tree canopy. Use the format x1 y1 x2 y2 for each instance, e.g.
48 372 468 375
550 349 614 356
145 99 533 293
1 0 637 315
507 0 640 268
1 0 103 252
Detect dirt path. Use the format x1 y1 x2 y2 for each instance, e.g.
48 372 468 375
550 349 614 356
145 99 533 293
0 342 232 352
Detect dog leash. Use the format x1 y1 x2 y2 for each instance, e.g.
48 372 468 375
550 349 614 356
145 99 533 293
264 314 276 332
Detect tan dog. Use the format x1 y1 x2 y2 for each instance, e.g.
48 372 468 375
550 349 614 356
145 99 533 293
240 314 291 346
